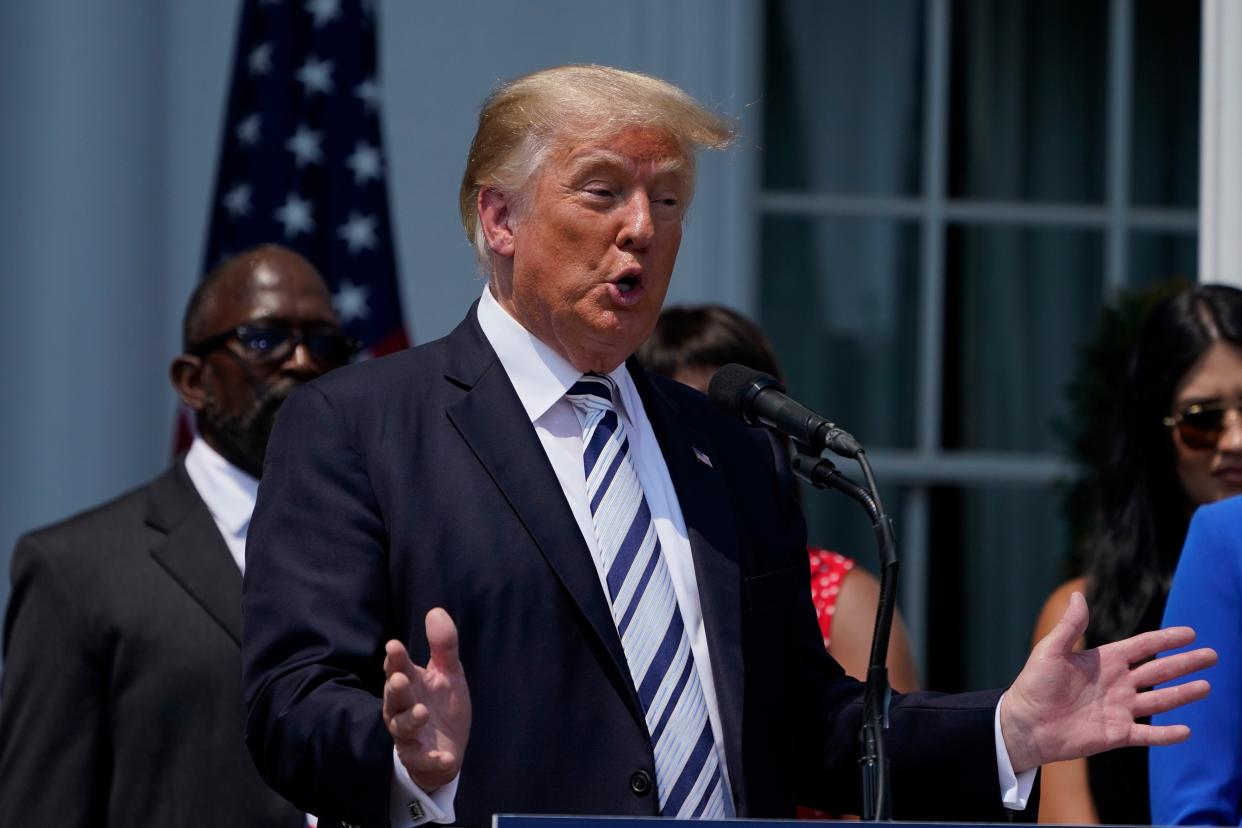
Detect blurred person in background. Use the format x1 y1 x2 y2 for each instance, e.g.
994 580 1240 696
0 244 355 827
1031 283 1242 824
637 304 921 693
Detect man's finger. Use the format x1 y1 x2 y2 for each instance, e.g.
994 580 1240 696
384 639 417 680
1040 590 1089 656
1115 625 1198 664
425 607 461 672
383 666 415 722
1130 647 1217 688
390 701 431 741
1132 679 1211 719
1127 721 1192 747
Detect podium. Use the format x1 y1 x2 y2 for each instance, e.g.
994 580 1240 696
495 817 1028 828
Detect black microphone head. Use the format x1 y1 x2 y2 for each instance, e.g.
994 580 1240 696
707 363 785 426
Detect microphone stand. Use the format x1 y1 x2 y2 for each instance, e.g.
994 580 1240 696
791 450 899 821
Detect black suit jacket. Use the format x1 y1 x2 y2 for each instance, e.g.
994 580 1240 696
0 461 303 827
243 306 1014 827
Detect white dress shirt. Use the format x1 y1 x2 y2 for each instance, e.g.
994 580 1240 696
392 289 1033 825
184 436 258 575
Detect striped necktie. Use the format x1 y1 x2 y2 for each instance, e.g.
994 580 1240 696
566 374 729 818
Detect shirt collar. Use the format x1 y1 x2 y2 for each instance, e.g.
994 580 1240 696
476 285 636 422
183 435 260 539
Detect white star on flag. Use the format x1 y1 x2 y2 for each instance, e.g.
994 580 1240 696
285 125 323 167
235 113 262 146
305 0 342 27
296 57 335 96
248 42 272 76
354 78 379 112
274 193 315 238
333 280 371 323
222 183 252 217
345 142 382 184
338 212 378 253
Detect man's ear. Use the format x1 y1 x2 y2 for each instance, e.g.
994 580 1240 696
478 187 516 258
170 355 208 412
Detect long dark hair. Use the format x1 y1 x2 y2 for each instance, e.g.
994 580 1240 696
1085 284 1242 647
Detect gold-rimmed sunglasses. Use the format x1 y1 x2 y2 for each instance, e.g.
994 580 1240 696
1163 399 1242 450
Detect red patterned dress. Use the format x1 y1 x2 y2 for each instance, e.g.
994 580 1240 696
799 548 856 820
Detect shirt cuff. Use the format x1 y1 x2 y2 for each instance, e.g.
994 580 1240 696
995 693 1036 810
389 749 459 826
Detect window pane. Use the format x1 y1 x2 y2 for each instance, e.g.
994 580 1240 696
943 225 1104 452
1131 0 1200 208
763 0 924 196
1129 231 1196 290
760 216 920 449
927 485 1067 691
948 0 1108 203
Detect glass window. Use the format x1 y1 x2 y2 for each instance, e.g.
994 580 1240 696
943 225 1104 453
948 0 1109 203
760 217 921 449
1130 232 1197 289
1131 0 1200 208
759 0 1200 692
764 0 925 196
928 485 1068 690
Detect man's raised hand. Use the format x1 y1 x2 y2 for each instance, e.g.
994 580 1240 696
383 608 472 791
1000 591 1216 774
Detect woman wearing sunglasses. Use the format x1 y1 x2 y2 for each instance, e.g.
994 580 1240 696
1031 283 1242 825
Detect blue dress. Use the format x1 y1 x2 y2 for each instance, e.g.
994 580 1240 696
1150 495 1242 825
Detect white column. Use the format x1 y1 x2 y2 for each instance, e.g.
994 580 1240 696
1199 0 1242 287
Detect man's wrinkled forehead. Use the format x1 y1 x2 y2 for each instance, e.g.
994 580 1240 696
550 127 694 184
562 146 690 179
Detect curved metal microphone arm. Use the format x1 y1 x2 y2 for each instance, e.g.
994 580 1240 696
791 450 899 822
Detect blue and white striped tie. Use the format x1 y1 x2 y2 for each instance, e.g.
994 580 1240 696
566 375 729 819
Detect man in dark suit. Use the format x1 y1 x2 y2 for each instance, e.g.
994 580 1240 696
241 65 1216 828
0 244 356 826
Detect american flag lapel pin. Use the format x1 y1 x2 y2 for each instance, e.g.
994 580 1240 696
693 446 713 468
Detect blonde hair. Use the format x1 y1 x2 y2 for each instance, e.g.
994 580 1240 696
458 64 736 266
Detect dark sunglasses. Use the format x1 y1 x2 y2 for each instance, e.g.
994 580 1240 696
188 324 360 366
1163 399 1242 450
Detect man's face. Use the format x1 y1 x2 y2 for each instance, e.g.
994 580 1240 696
497 127 692 373
186 251 345 477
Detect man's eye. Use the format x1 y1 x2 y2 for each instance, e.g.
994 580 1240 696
586 187 614 198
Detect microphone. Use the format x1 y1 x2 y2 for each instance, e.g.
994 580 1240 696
707 364 863 458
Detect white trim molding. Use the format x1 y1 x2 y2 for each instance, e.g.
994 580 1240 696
1199 0 1242 286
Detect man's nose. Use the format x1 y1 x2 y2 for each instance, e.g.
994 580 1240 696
617 192 655 250
281 340 319 376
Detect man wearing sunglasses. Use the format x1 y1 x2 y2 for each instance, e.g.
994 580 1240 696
0 243 354 827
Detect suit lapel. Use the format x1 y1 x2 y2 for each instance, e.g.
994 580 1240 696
443 309 647 729
631 363 747 800
147 461 244 646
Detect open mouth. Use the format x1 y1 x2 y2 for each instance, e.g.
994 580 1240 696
607 272 646 306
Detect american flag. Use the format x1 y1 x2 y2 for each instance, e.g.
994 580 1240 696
203 0 408 358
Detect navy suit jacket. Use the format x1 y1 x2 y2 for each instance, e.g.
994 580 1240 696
242 305 1012 827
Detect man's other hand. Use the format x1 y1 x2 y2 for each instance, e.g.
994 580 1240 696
1001 590 1216 774
383 608 472 791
